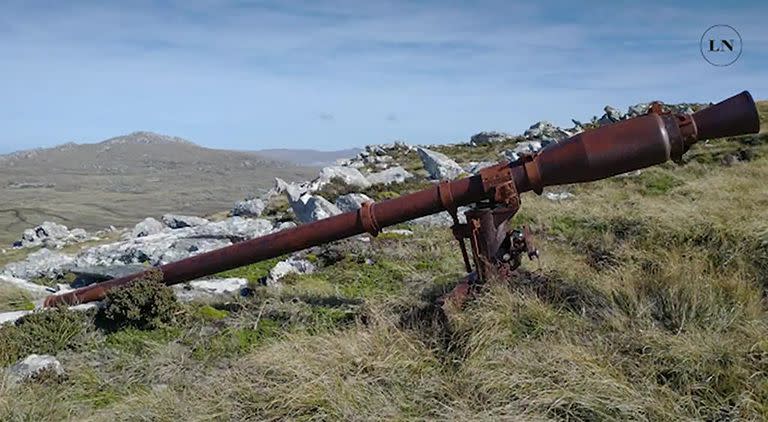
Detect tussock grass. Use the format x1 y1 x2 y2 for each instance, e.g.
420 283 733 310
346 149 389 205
3 125 768 419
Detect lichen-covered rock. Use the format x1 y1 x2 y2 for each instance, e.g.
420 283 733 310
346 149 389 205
6 355 64 384
524 121 570 141
312 166 371 191
416 147 463 180
469 131 515 146
293 195 342 223
500 141 543 162
2 248 74 279
335 193 373 213
161 214 209 229
231 198 266 217
14 221 89 249
131 217 165 238
543 191 575 201
465 161 496 174
265 257 316 285
0 274 52 294
173 278 248 302
366 166 414 185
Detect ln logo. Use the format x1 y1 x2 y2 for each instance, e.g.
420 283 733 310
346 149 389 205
700 25 742 66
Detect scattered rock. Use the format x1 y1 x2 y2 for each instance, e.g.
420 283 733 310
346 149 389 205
6 355 64 384
604 105 624 122
2 248 74 280
524 121 571 141
500 141 543 162
410 206 470 226
543 192 575 201
162 214 209 229
0 310 32 326
416 147 463 180
366 166 414 185
14 221 89 249
231 198 266 218
382 229 413 236
275 221 297 231
131 217 165 238
68 264 149 288
465 161 496 174
265 257 316 285
312 166 372 191
173 278 248 302
335 193 373 213
470 131 515 146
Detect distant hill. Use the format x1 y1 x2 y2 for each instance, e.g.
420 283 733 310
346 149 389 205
0 131 317 244
255 148 361 166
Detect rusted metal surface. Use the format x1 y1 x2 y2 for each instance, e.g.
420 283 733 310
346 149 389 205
44 91 761 308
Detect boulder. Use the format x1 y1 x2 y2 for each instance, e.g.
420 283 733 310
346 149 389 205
470 131 515 146
162 214 209 229
500 141 543 162
2 248 74 279
131 217 165 238
524 121 571 141
416 148 464 180
366 166 413 185
15 221 89 249
410 206 470 227
313 166 371 190
265 257 316 285
604 105 624 122
70 217 275 268
465 161 496 174
231 198 266 218
68 264 151 287
335 193 373 213
293 195 342 223
6 355 64 383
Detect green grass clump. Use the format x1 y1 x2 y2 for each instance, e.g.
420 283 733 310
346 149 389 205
99 269 181 330
0 307 94 366
0 285 36 312
196 305 230 321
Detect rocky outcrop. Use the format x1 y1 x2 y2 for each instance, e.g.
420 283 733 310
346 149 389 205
416 148 463 180
335 193 373 213
470 131 516 146
366 166 413 185
162 214 209 229
311 166 371 191
131 217 165 238
231 198 266 217
500 141 543 162
275 178 342 223
524 121 571 142
3 248 75 280
465 161 496 174
13 221 90 249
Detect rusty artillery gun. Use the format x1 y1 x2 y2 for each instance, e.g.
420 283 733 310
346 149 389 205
44 91 761 308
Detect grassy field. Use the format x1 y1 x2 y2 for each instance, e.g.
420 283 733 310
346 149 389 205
0 102 767 420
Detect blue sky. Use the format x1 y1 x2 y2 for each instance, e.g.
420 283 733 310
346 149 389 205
0 0 766 153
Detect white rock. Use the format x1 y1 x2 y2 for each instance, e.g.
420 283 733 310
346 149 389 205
131 217 165 238
335 193 373 213
267 258 316 284
162 214 209 229
543 192 574 201
173 278 248 302
6 354 64 383
366 166 414 185
417 148 464 180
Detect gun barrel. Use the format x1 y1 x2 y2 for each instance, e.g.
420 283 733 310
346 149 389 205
43 91 761 307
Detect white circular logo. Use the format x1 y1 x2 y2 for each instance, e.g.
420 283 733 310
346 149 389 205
700 25 742 67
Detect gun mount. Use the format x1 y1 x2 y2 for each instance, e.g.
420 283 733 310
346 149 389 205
44 91 761 308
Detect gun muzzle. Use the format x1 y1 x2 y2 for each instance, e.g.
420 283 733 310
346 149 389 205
518 91 760 192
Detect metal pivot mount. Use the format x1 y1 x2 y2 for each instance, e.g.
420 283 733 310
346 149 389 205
439 165 539 308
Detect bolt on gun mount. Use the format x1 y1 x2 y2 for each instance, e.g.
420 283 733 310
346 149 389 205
44 91 761 308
